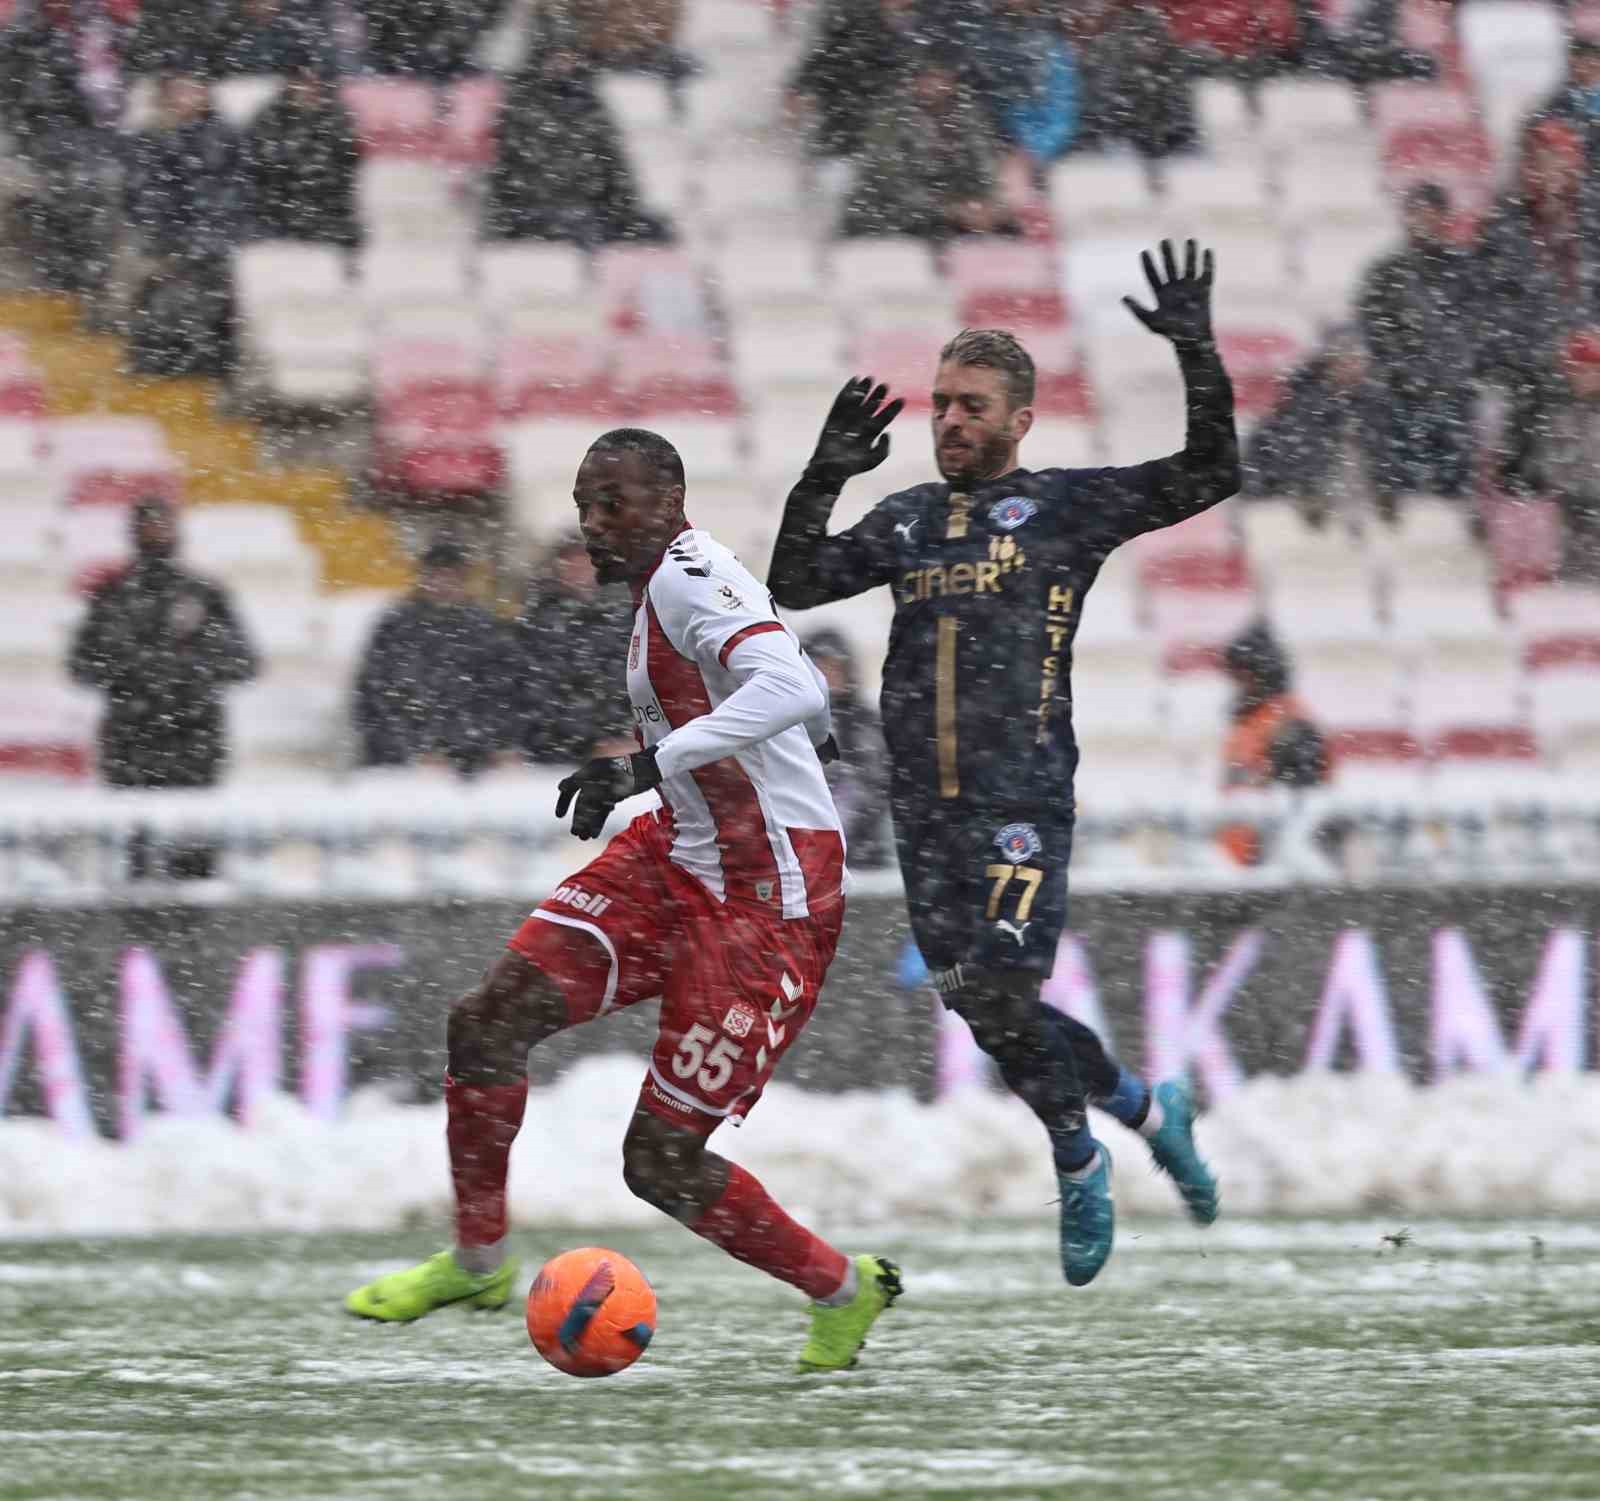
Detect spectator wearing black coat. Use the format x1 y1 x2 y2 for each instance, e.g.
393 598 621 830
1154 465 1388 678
1521 31 1600 167
802 630 892 869
240 65 360 247
840 47 1017 241
358 0 507 79
124 73 242 261
0 18 115 296
354 542 513 777
786 0 925 159
1243 326 1385 520
512 533 635 766
1476 119 1600 419
1070 1 1200 160
483 26 670 247
1355 182 1479 500
69 500 258 791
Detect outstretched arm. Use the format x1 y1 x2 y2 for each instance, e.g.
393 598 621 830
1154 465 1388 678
767 377 905 609
1111 238 1241 538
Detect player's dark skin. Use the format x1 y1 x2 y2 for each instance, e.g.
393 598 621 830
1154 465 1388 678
447 445 732 1225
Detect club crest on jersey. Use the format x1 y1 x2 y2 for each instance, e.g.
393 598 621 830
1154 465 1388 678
716 583 745 612
994 822 1042 864
721 1001 759 1039
990 495 1037 532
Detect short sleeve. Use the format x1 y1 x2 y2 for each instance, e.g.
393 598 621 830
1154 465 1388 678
648 533 788 673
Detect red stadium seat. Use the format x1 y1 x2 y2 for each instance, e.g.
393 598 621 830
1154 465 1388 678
0 742 90 778
443 76 502 166
1216 328 1305 421
1160 0 1298 57
374 380 504 497
1524 635 1600 671
495 336 616 419
612 334 738 416
1482 493 1563 591
1329 727 1425 764
946 239 1068 327
1428 725 1540 762
342 79 444 158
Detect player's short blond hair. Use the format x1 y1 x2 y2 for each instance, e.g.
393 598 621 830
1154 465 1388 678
938 328 1036 410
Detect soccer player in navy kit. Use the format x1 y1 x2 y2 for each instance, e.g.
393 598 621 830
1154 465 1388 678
769 240 1237 1284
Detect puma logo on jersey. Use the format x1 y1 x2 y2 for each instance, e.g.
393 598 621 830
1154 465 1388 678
996 919 1031 946
893 518 919 544
551 884 612 917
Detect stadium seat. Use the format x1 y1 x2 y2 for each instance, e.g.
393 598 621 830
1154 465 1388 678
1507 583 1600 654
1259 79 1370 151
44 417 179 507
1370 81 1478 141
629 415 742 482
1166 668 1234 752
0 506 63 594
230 587 324 672
234 242 351 313
342 79 443 157
0 418 41 492
213 75 282 130
946 238 1067 326
1188 229 1298 322
684 62 788 150
495 335 615 419
374 379 504 498
698 152 810 234
0 678 96 780
710 237 827 319
1409 645 1524 739
1299 660 1410 730
442 75 503 166
1127 505 1238 581
359 247 472 314
1481 493 1564 590
1294 222 1402 320
595 246 711 335
1193 79 1260 156
357 159 466 244
1073 668 1166 738
1459 0 1567 150
504 417 627 506
1147 585 1260 654
249 301 371 406
1154 159 1274 229
828 239 949 321
0 351 44 418
1279 161 1397 235
1388 584 1502 650
1527 663 1600 763
184 505 318 591
613 333 737 416
1215 325 1309 423
681 0 777 52
373 339 486 400
1049 158 1160 237
230 670 346 773
1060 235 1170 335
479 242 589 312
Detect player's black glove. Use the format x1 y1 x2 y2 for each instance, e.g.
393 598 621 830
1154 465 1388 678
1122 237 1216 349
803 377 905 490
555 748 661 840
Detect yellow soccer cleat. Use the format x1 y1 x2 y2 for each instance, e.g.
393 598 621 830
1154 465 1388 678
344 1251 518 1323
797 1254 903 1372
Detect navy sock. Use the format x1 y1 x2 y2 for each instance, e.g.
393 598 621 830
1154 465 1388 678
1098 1066 1153 1131
1050 1122 1097 1175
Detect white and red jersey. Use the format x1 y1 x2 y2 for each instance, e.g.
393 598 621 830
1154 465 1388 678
627 526 845 919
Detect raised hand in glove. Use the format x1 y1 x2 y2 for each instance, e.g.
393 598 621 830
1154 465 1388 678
556 748 661 840
1122 237 1216 349
804 377 905 490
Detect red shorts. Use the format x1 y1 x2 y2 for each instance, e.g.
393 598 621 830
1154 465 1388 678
508 812 843 1134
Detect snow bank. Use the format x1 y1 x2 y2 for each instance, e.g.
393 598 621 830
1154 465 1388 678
3 1061 1598 1236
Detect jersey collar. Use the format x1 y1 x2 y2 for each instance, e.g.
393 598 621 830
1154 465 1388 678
630 520 694 606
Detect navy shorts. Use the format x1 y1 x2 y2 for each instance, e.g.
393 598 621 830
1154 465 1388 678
891 801 1072 989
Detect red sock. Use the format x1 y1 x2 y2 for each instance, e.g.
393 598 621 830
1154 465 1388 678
688 1163 848 1301
445 1074 528 1250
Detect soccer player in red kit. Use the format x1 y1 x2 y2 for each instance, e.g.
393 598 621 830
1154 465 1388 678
345 428 901 1371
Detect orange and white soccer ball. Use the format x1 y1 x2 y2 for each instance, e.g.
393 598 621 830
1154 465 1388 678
526 1247 657 1378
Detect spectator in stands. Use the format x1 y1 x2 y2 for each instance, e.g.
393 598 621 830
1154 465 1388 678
239 57 360 247
1218 621 1328 865
840 45 1017 241
0 17 115 295
978 0 1082 173
1243 325 1383 521
563 0 690 77
1069 1 1199 159
123 73 242 374
802 629 892 869
1522 28 1600 166
358 0 507 79
68 500 258 877
354 540 512 778
216 0 336 76
1356 182 1479 502
1499 327 1600 583
512 532 635 766
1476 119 1600 424
483 20 671 246
786 0 925 159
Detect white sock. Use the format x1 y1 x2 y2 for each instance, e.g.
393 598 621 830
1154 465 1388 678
1139 1096 1165 1139
454 1240 505 1275
817 1259 859 1307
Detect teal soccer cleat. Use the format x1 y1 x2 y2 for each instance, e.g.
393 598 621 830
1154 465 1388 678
1058 1143 1114 1286
1147 1078 1219 1226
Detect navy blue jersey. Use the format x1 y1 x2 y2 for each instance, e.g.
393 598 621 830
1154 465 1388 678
772 455 1233 810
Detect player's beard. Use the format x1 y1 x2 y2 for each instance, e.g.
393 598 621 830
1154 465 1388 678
936 428 1014 487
